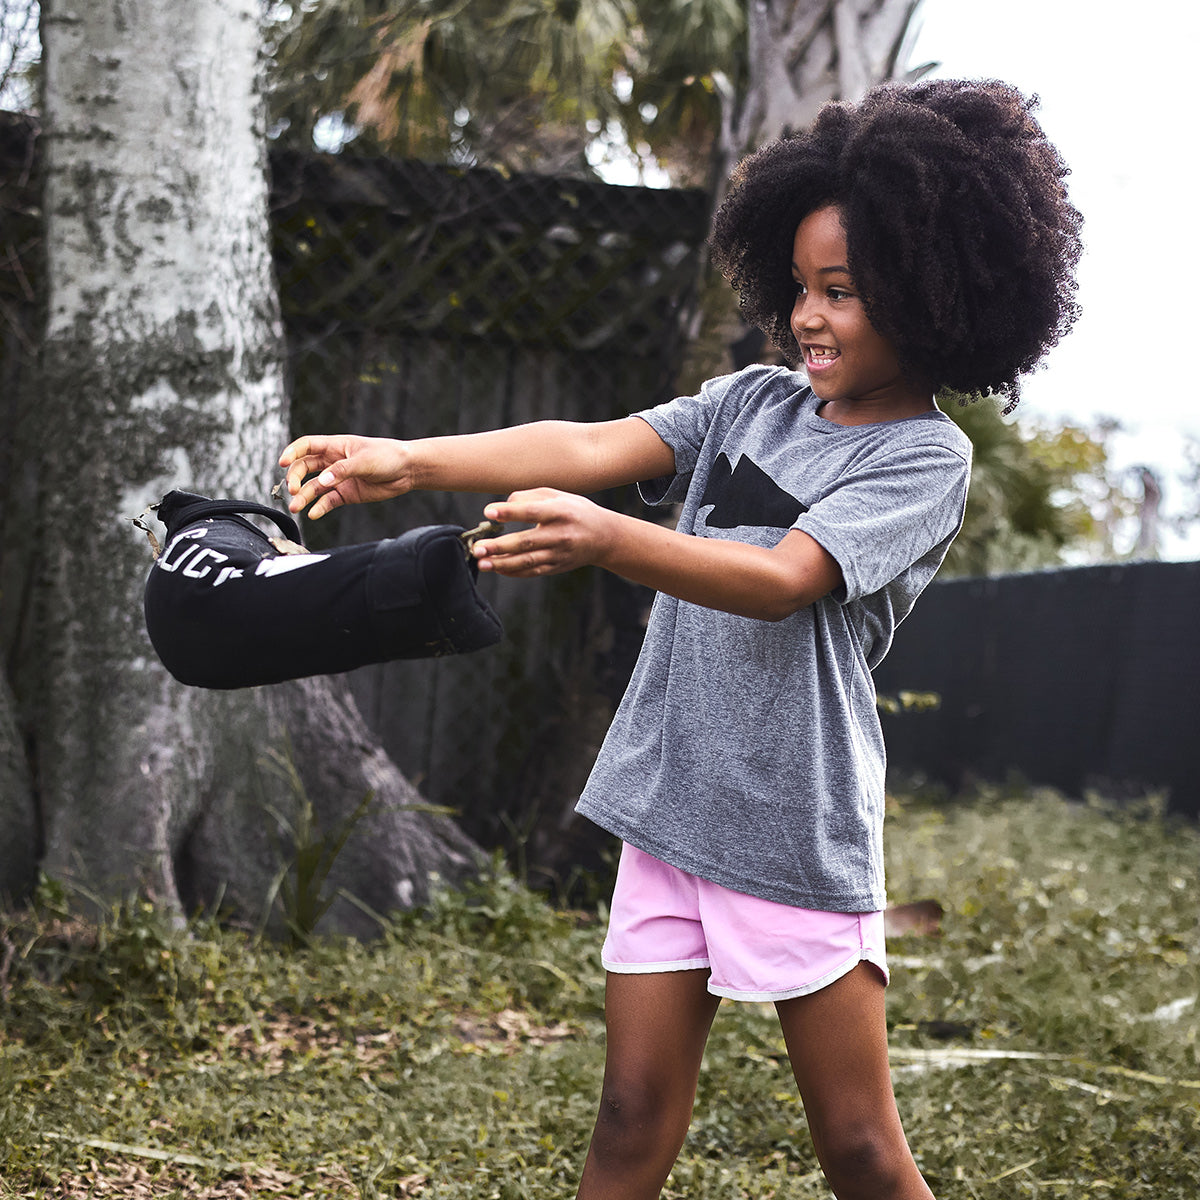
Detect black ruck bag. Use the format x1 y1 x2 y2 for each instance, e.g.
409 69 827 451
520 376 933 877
142 490 503 689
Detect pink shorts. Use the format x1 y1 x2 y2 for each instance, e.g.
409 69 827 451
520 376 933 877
602 844 888 1002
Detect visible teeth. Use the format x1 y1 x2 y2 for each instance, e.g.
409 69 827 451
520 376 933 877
808 347 837 358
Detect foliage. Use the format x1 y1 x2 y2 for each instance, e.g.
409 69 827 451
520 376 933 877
263 0 751 183
941 392 1140 576
617 0 746 186
263 1 932 189
876 689 940 717
258 746 378 948
264 0 640 173
3 789 1198 1197
1178 433 1200 531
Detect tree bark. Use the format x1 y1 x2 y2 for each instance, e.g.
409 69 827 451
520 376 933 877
714 0 927 204
26 0 478 933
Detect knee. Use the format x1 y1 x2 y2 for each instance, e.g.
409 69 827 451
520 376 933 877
815 1123 911 1196
588 1082 688 1169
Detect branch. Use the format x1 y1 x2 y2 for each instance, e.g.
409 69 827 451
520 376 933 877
778 0 838 66
867 0 926 77
833 0 871 101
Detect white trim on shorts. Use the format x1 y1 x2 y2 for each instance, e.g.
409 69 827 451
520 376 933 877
602 949 889 1001
707 949 889 1003
602 954 711 975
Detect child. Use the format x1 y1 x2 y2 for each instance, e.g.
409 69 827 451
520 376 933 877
280 79 1082 1199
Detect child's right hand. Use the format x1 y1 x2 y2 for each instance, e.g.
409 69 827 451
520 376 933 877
278 434 414 519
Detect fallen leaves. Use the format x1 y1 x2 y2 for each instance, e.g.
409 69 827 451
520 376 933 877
20 1149 359 1198
452 1007 576 1053
189 1001 580 1077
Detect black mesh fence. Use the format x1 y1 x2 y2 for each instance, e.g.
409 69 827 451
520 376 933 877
874 561 1200 817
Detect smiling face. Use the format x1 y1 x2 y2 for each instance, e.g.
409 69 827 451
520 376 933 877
790 205 932 424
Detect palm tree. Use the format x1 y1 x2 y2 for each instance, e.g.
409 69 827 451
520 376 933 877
264 0 931 383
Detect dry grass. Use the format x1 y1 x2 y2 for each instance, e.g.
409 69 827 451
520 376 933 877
2 786 1197 1197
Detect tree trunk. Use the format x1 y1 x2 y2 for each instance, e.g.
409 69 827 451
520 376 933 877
26 0 478 934
714 0 927 202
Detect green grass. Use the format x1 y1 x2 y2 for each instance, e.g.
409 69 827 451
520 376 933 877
2 787 1198 1198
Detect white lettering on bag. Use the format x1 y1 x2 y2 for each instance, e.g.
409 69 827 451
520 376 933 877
156 528 208 573
181 547 230 578
156 526 328 588
254 554 330 577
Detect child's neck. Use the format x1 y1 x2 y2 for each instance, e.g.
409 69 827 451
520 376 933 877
816 392 937 426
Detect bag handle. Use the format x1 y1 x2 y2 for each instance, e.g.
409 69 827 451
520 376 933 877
155 490 304 545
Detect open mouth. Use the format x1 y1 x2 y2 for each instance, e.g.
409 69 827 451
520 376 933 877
804 345 840 371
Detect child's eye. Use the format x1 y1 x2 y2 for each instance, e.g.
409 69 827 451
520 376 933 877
828 287 852 301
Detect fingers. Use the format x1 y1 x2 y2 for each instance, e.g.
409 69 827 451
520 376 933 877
473 489 603 576
278 436 338 484
280 459 331 510
298 484 346 521
277 435 315 468
473 498 556 575
276 435 411 518
472 530 556 576
277 436 344 514
276 435 374 517
284 458 348 516
481 488 562 527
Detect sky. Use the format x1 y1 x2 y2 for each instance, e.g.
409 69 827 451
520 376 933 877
906 0 1200 558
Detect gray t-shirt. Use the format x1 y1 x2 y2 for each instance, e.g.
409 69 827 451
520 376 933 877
576 365 972 912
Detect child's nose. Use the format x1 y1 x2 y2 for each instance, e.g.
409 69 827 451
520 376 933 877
792 296 825 332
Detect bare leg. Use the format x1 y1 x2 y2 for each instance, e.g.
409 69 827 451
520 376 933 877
576 969 721 1200
776 963 934 1200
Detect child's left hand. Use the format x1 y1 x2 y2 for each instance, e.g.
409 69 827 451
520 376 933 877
471 489 617 577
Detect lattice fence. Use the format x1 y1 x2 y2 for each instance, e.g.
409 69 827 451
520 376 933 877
271 150 706 358
269 153 710 879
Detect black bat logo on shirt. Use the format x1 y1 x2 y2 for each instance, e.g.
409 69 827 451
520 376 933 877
699 453 808 530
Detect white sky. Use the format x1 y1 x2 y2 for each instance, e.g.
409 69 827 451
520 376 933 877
907 0 1200 558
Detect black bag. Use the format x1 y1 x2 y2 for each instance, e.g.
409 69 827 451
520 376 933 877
142 490 502 689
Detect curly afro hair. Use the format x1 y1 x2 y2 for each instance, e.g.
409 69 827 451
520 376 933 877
709 79 1083 409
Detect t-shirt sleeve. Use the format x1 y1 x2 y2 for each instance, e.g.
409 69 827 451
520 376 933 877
794 441 971 603
634 366 779 506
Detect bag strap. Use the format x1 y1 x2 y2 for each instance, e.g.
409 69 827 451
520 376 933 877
156 490 303 545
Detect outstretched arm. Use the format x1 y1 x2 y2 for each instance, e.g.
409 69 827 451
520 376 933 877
279 418 842 619
278 418 674 519
473 489 843 621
